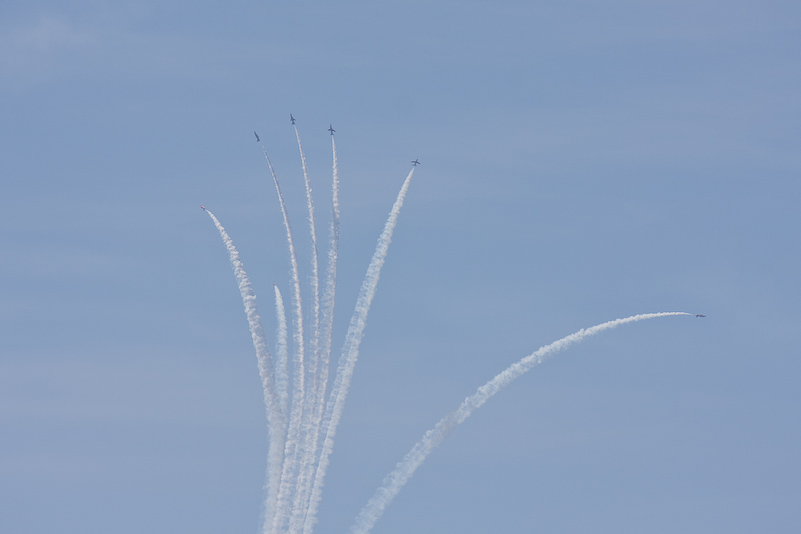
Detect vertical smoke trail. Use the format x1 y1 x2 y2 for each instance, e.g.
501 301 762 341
294 125 322 362
349 312 692 534
204 209 286 527
298 135 342 533
260 145 307 534
318 135 341 404
273 284 289 421
304 167 416 533
289 125 323 533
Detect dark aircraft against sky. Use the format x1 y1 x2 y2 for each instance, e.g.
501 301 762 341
290 113 296 125
411 159 420 166
696 314 706 317
200 205 206 211
328 124 335 135
254 131 260 142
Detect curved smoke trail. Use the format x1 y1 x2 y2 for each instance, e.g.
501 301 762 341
304 168 416 533
349 312 692 534
260 145 306 534
204 209 286 525
273 284 289 422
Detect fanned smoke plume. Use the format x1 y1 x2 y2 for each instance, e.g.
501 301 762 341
205 126 691 534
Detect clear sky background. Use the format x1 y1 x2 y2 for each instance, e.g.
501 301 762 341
2 1 800 533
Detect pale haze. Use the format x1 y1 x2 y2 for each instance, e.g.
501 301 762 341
2 1 800 533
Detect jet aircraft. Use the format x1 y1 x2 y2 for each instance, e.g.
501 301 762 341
290 114 296 125
411 159 420 166
200 205 206 211
696 314 706 317
328 124 335 135
254 131 260 142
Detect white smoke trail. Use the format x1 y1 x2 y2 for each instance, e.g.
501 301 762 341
299 135 342 534
317 134 341 404
304 168 416 533
273 284 289 422
204 209 286 526
260 145 307 534
294 125 322 362
289 125 323 534
349 312 692 534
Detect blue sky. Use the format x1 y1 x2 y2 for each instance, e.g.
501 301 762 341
2 1 800 533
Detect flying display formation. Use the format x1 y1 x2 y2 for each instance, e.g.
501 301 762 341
201 121 695 534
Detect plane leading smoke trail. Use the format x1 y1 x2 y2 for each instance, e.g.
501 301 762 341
304 167 416 534
204 209 286 524
349 311 692 534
